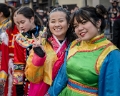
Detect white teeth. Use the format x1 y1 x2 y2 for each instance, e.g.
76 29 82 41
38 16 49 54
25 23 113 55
54 28 61 31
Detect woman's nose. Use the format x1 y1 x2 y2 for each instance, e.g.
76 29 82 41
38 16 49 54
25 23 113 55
78 24 84 31
55 22 60 26
19 24 23 28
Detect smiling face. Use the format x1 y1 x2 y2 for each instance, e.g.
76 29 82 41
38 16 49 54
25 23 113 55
73 17 100 41
48 11 69 40
15 14 35 32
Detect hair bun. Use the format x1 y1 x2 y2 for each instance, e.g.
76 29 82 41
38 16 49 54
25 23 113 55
96 4 107 17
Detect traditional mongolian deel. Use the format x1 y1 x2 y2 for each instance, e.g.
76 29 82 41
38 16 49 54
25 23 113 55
13 26 46 95
25 34 68 96
47 34 120 96
0 18 13 96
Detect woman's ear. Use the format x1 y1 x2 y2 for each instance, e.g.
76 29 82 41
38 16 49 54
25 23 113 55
30 16 34 23
0 12 3 17
96 19 101 28
68 23 70 28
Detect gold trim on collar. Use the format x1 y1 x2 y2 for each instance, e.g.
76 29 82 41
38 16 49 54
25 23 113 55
95 44 117 74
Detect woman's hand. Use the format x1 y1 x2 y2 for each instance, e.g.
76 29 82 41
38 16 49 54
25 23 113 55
76 38 81 42
32 33 44 51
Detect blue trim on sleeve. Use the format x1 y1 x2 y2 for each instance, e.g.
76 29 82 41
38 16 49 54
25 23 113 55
99 50 120 96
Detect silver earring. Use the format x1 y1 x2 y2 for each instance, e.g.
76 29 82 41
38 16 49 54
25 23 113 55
98 28 100 32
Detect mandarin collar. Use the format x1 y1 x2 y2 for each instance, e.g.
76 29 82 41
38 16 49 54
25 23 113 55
83 34 105 44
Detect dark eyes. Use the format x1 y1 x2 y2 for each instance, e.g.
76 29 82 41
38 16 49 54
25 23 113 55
73 21 87 28
59 20 64 22
50 20 64 23
81 20 87 24
21 21 25 24
73 25 78 28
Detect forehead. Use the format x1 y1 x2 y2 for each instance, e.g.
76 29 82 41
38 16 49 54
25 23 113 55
13 11 18 17
15 14 26 20
74 16 84 23
49 11 66 19
16 14 25 17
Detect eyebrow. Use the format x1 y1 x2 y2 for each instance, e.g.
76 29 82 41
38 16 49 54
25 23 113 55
73 23 78 25
51 17 65 19
18 20 25 23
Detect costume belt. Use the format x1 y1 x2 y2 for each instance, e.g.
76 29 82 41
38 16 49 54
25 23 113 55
67 79 98 95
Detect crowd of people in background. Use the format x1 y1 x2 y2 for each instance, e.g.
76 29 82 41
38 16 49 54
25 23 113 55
32 5 79 27
0 0 120 96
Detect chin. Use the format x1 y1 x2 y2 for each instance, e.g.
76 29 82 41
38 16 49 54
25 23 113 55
81 36 91 41
81 37 87 40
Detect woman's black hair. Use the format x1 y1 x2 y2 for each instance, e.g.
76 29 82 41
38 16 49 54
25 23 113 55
8 7 20 31
70 4 108 33
46 7 76 46
0 3 13 18
16 6 43 27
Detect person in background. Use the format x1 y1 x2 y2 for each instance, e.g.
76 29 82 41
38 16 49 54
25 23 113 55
33 6 44 25
70 6 79 17
108 0 120 35
112 18 120 49
25 7 76 96
70 9 74 14
63 5 71 15
108 0 120 18
0 3 12 45
46 4 120 96
43 9 49 26
104 13 111 40
49 6 56 12
5 7 20 96
33 6 40 16
0 3 14 96
38 10 45 25
73 6 79 12
13 6 44 96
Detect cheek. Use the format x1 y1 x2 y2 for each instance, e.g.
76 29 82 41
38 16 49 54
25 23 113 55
16 25 20 30
75 28 78 34
90 27 98 34
75 31 79 37
63 22 69 28
65 24 69 30
49 24 54 31
26 22 31 28
13 19 17 25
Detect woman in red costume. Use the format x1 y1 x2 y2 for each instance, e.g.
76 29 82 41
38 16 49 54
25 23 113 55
0 4 19 96
13 6 44 96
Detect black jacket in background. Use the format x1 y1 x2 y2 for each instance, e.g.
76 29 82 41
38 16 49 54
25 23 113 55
112 19 120 49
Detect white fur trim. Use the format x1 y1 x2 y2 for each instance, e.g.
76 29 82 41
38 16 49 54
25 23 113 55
11 34 18 46
1 32 9 45
7 58 14 96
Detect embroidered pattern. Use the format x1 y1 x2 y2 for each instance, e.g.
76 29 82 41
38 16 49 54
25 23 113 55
0 82 4 95
68 79 98 96
95 43 117 74
13 72 24 85
16 34 34 48
14 64 25 70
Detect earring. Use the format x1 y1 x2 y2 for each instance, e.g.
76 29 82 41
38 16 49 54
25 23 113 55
98 28 100 32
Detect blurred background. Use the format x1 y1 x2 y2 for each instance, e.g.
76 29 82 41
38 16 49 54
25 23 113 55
1 0 112 11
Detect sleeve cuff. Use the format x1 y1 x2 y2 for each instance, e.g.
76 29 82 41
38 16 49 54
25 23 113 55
33 47 45 57
0 70 7 81
32 53 46 66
